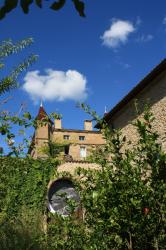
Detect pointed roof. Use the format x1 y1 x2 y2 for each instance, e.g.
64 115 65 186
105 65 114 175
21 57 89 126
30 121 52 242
36 103 53 124
37 104 47 120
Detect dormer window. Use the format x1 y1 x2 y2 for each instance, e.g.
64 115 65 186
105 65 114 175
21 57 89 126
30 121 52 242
64 135 70 140
79 136 85 141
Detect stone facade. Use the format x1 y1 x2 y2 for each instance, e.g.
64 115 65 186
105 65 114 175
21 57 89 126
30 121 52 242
57 162 100 175
97 59 166 151
31 106 105 162
51 128 104 161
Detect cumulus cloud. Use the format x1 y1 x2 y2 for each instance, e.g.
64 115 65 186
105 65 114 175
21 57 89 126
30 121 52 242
136 34 154 43
101 19 135 48
23 69 88 102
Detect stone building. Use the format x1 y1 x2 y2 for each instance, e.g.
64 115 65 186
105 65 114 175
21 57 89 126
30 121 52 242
96 59 166 151
30 105 105 216
30 59 166 216
30 104 105 161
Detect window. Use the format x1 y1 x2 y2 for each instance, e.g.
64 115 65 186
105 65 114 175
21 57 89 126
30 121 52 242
64 135 70 140
64 145 69 155
79 136 85 141
80 146 86 158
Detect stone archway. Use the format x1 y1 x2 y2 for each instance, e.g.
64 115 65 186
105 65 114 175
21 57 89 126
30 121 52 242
48 178 80 216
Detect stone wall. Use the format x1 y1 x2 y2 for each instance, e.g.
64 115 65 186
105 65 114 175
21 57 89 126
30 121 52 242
109 69 166 151
57 161 100 175
52 130 105 160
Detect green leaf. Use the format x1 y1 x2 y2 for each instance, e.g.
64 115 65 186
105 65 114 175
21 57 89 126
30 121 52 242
23 112 32 120
0 8 6 20
35 0 42 8
50 0 66 11
18 129 25 135
20 0 33 14
0 0 18 20
72 0 85 17
92 191 98 199
3 0 18 13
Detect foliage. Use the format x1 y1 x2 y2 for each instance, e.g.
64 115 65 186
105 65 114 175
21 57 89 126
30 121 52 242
0 0 86 20
0 220 44 250
0 106 166 249
75 106 166 249
46 106 166 250
0 38 60 155
0 108 60 156
0 156 59 249
41 140 70 158
0 38 37 95
0 37 38 155
0 157 59 221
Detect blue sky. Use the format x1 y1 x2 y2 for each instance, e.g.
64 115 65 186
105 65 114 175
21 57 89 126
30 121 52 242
0 0 166 134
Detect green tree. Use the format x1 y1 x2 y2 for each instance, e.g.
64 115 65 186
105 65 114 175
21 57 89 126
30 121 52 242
0 106 166 249
0 38 37 95
0 0 86 20
75 106 166 249
47 106 166 250
0 38 37 155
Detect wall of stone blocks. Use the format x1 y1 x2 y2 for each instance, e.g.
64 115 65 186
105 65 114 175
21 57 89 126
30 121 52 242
52 130 105 160
108 70 166 151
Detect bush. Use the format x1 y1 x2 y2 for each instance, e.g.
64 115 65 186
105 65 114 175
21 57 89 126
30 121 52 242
0 108 166 249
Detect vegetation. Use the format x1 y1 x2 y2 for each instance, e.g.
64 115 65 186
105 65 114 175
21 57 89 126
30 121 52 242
0 105 166 249
0 32 165 250
0 0 86 20
0 38 38 156
0 157 59 250
0 38 59 156
0 38 37 95
41 140 70 158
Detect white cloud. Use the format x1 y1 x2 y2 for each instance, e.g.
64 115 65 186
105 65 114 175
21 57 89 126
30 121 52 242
23 69 88 102
101 19 135 48
136 34 154 43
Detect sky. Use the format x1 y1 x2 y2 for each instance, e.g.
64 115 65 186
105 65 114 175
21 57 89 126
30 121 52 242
0 0 166 135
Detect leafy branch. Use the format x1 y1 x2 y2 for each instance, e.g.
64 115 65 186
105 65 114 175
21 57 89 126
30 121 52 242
0 0 86 20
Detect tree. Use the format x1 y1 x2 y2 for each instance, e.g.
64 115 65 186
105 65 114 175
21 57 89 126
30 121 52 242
0 38 37 95
45 105 166 250
73 105 166 249
0 38 37 155
0 105 166 249
0 0 86 20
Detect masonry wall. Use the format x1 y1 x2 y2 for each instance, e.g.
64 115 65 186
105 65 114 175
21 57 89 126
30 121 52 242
108 70 166 151
52 130 105 161
32 124 51 158
57 162 100 175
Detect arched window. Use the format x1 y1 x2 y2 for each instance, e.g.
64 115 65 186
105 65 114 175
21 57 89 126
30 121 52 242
48 179 80 216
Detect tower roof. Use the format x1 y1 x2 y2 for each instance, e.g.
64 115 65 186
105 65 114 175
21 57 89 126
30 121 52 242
36 104 53 124
37 105 47 120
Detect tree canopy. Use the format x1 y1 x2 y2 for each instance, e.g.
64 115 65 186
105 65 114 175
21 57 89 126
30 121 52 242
0 0 86 20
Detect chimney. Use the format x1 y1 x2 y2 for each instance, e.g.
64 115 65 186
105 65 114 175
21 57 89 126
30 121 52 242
84 120 92 131
54 118 62 129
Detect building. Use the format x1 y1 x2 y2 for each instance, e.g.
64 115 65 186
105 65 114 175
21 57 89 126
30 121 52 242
30 59 166 216
30 105 105 216
96 59 166 151
30 104 105 161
